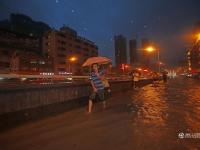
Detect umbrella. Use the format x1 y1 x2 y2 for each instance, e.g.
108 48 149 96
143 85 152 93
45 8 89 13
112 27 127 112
82 56 111 67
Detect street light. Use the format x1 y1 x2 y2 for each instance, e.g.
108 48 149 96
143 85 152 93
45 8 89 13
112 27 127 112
68 56 77 73
69 56 77 62
145 46 155 53
144 46 161 72
196 33 200 42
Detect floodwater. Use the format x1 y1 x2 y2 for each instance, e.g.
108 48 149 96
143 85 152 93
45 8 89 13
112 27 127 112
128 77 200 149
0 77 200 150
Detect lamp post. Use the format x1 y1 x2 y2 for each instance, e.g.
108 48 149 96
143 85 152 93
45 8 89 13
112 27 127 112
144 46 161 72
68 56 77 74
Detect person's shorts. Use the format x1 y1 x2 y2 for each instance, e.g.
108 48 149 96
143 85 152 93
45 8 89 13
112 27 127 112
89 89 105 101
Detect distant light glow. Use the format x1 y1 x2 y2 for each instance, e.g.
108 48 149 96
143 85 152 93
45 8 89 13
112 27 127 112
69 56 77 62
67 77 73 80
197 33 200 41
21 78 27 81
145 46 155 52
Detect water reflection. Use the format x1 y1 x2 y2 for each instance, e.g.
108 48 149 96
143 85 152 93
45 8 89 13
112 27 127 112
129 78 200 149
131 84 168 127
184 82 200 132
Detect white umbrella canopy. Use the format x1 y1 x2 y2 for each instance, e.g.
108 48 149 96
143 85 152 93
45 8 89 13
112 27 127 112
82 56 111 67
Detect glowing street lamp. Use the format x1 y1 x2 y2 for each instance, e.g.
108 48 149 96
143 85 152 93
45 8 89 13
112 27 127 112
145 46 155 53
144 46 161 72
196 33 200 42
68 56 77 73
69 56 77 62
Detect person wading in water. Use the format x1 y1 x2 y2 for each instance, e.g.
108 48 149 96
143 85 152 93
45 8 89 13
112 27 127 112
88 63 105 113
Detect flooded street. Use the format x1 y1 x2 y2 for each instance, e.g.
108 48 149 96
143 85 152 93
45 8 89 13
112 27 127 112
128 77 200 149
0 77 200 150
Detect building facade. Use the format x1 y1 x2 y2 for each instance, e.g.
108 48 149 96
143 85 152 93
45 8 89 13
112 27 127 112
0 28 42 73
10 51 53 74
0 48 11 73
42 26 98 74
114 35 127 67
187 22 200 72
129 38 137 65
0 28 40 52
187 43 200 72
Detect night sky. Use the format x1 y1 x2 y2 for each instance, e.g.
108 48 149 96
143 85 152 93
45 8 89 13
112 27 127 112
1 0 200 66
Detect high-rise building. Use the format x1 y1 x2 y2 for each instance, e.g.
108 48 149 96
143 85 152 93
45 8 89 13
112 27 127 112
42 26 98 74
114 35 127 67
141 38 150 49
129 38 137 65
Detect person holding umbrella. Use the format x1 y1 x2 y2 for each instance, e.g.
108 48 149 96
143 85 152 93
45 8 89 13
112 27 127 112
88 63 105 113
82 56 111 113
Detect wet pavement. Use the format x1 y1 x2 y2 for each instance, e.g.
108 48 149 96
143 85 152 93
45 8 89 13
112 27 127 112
0 77 200 150
128 78 200 149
